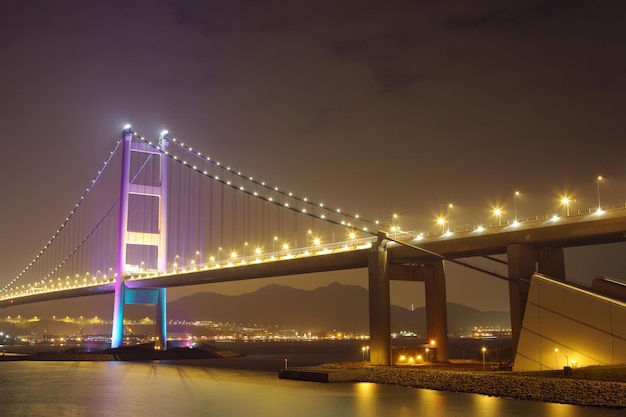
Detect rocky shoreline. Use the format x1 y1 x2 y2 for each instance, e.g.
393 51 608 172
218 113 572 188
351 366 626 409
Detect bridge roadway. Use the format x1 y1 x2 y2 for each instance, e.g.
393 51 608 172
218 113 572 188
3 207 626 308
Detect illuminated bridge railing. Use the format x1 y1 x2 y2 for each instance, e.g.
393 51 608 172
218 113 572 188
0 237 377 301
424 203 626 237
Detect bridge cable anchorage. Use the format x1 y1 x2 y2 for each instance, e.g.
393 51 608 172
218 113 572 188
382 234 511 282
134 134 382 235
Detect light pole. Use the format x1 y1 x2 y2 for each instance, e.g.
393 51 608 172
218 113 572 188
392 214 399 238
561 197 570 216
493 208 502 226
596 176 603 211
482 347 487 371
447 203 453 233
555 348 559 369
437 217 445 234
514 191 520 222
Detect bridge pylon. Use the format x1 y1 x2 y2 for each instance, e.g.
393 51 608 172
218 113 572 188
111 127 169 350
368 232 450 365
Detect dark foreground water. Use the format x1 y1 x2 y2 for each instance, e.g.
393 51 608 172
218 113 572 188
0 340 623 417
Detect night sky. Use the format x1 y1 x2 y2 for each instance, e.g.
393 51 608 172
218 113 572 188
1 0 626 314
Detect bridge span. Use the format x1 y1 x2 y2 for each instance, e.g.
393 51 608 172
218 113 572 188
3 205 626 364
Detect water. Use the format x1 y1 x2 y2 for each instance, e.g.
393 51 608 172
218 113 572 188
0 341 623 417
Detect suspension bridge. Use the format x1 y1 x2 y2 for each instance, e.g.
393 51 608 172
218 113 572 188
2 126 626 365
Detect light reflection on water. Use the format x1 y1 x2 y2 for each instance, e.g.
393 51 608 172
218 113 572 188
0 361 623 417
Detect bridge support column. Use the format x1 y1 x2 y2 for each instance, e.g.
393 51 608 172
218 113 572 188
368 241 391 365
507 244 567 356
111 127 133 349
388 262 450 362
156 288 167 350
507 244 535 356
424 260 449 363
538 247 565 280
111 283 126 349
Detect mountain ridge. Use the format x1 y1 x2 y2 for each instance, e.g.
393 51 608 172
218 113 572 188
2 282 510 335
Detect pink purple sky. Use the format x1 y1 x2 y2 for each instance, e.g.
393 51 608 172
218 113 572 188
1 0 626 313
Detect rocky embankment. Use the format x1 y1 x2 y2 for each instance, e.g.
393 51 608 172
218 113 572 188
355 366 626 408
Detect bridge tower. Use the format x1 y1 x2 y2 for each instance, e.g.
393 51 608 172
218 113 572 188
111 127 169 350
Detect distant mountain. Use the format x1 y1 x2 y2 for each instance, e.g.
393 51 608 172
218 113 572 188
2 283 510 335
167 282 510 335
169 282 370 332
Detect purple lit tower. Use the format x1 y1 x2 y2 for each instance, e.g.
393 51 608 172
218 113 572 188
111 126 169 350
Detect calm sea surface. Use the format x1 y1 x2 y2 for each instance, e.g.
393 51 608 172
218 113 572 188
0 340 623 417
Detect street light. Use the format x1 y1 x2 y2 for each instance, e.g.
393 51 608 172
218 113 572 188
493 208 502 226
447 203 453 233
596 176 603 212
514 191 520 223
482 347 487 371
555 348 559 369
437 217 445 234
561 197 570 216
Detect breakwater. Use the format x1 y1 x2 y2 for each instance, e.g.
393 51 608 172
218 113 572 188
284 364 626 409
